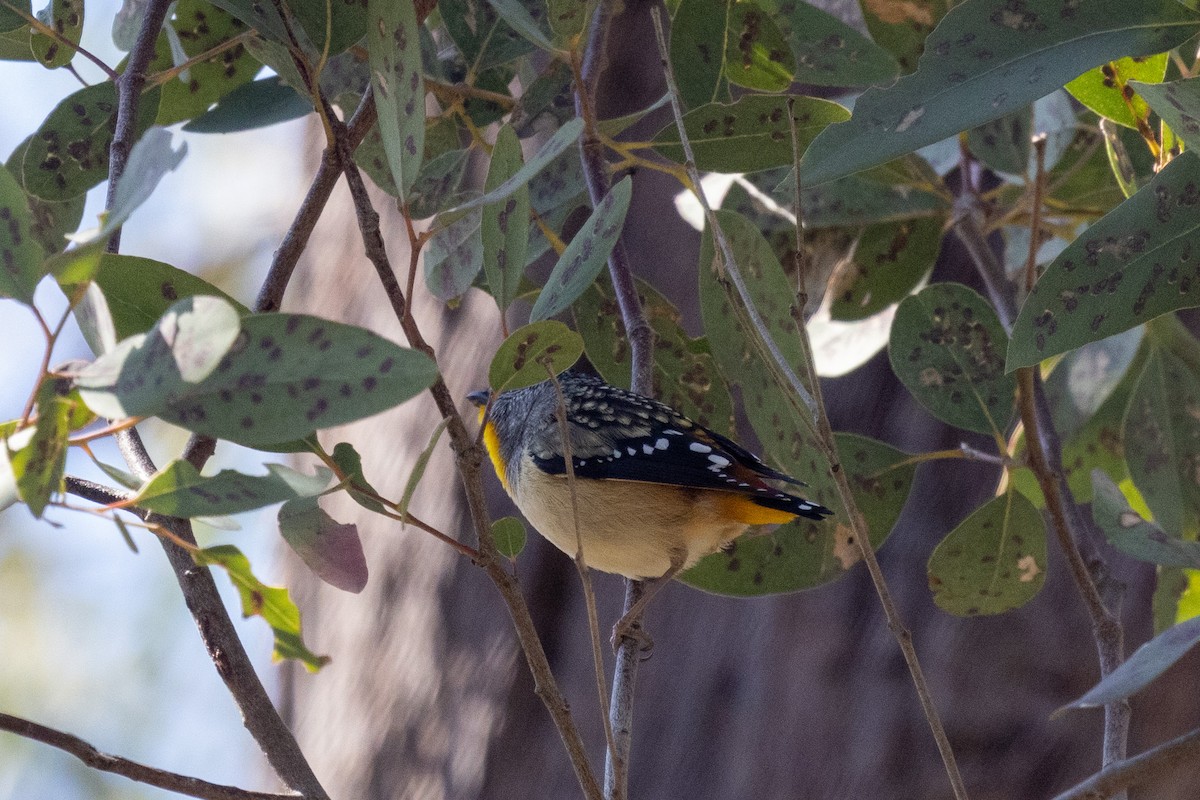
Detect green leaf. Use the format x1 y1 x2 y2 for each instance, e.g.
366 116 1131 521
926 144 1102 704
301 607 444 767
291 0 366 56
1101 118 1150 199
488 320 584 392
397 417 449 518
492 516 527 558
967 105 1031 177
76 297 438 446
1061 613 1200 711
133 460 333 517
1066 54 1168 130
0 0 30 34
31 0 82 68
183 77 312 133
0 23 34 60
206 0 290 43
369 0 424 196
1008 150 1200 369
102 127 187 238
440 0 534 71
0 427 32 513
279 497 368 593
4 136 83 255
754 0 899 87
331 441 386 514
781 158 951 229
1044 326 1143 441
800 0 1200 186
193 544 330 671
682 433 912 595
1092 469 1200 569
546 0 590 43
8 380 71 517
424 209 483 301
481 125 529 313
22 81 159 201
722 1 794 92
889 283 1015 436
1123 349 1200 538
407 149 471 218
487 0 555 51
927 490 1047 616
0 163 47 304
529 176 632 322
1132 76 1200 152
652 94 850 173
150 0 261 126
830 216 943 321
80 254 248 340
668 0 726 108
446 118 583 215
858 0 948 74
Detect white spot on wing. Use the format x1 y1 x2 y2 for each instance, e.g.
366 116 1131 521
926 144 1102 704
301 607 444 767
689 442 712 454
655 438 669 450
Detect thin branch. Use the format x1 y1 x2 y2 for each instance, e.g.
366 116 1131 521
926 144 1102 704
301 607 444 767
1050 725 1200 800
0 0 119 80
326 90 602 800
0 713 297 800
956 185 1128 772
573 6 652 799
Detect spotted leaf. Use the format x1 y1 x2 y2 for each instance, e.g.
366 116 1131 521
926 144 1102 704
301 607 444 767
133 460 332 517
1132 76 1200 153
0 163 46 304
754 0 899 87
489 320 584 393
481 124 529 313
1067 54 1167 130
369 0 424 196
830 216 943 321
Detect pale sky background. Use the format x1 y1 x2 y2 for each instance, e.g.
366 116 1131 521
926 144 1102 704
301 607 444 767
0 2 321 797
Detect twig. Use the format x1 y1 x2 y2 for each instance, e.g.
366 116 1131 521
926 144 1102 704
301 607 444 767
1050 726 1200 800
0 713 298 800
573 6 653 798
781 50 969 800
327 89 602 800
0 0 119 79
956 186 1128 773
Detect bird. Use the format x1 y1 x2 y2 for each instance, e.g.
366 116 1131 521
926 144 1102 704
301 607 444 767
467 370 833 644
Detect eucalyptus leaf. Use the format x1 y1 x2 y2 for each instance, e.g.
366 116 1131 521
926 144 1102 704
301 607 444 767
492 516 527 558
369 0 424 196
481 125 530 313
133 460 333 517
1132 76 1200 152
183 77 312 133
0 163 46 304
1092 469 1200 569
279 497 368 593
489 320 584 392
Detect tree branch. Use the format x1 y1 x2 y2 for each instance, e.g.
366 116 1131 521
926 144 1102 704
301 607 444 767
0 713 298 800
1050 725 1200 800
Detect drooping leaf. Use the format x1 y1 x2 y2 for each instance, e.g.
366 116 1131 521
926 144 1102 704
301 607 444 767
1132 76 1200 153
1066 54 1168 130
488 319 584 392
1092 469 1200 569
1123 349 1200 538
4 137 84 255
927 490 1047 615
481 125 530 314
8 380 72 517
75 297 438 446
780 157 951 229
150 0 261 126
22 81 159 201
800 0 1200 186
193 544 330 671
79 254 248 340
667 0 726 109
530 176 632 322
102 127 187 238
331 441 386 514
368 0 424 196
722 1 794 92
446 118 583 215
492 515 526 558
1008 151 1200 369
829 216 943 321
397 417 449 518
0 163 46 304
682 433 911 595
31 0 83 68
279 496 368 593
1061 614 1200 711
889 283 1015 436
133 460 333 517
183 76 312 133
652 94 850 173
424 209 483 301
755 0 899 87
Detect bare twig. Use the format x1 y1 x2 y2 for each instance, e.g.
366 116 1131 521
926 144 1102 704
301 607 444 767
0 713 297 800
327 91 602 800
572 6 653 798
1050 726 1200 800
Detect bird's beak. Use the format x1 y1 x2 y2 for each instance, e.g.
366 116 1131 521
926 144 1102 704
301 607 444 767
466 389 490 408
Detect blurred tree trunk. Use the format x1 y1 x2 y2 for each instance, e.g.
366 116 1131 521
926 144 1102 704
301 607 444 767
279 3 1199 798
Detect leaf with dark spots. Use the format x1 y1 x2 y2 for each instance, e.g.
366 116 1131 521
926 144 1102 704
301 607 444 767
133 460 332 518
722 1 794 92
424 209 483 301
193 544 330 671
0 164 46 305
1067 54 1167 131
440 0 535 73
31 0 83 68
1122 348 1200 539
801 0 1200 186
369 0 424 196
76 297 437 447
1132 76 1200 153
7 380 72 518
1092 469 1200 569
1009 151 1200 369
754 0 899 87
830 217 943 321
927 490 1047 616
890 283 1015 435
488 320 583 393
667 0 726 109
530 176 632 322
858 0 947 73
653 94 848 174
481 125 529 314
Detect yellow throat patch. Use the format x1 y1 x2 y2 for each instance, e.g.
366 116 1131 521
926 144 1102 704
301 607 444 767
479 410 510 492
